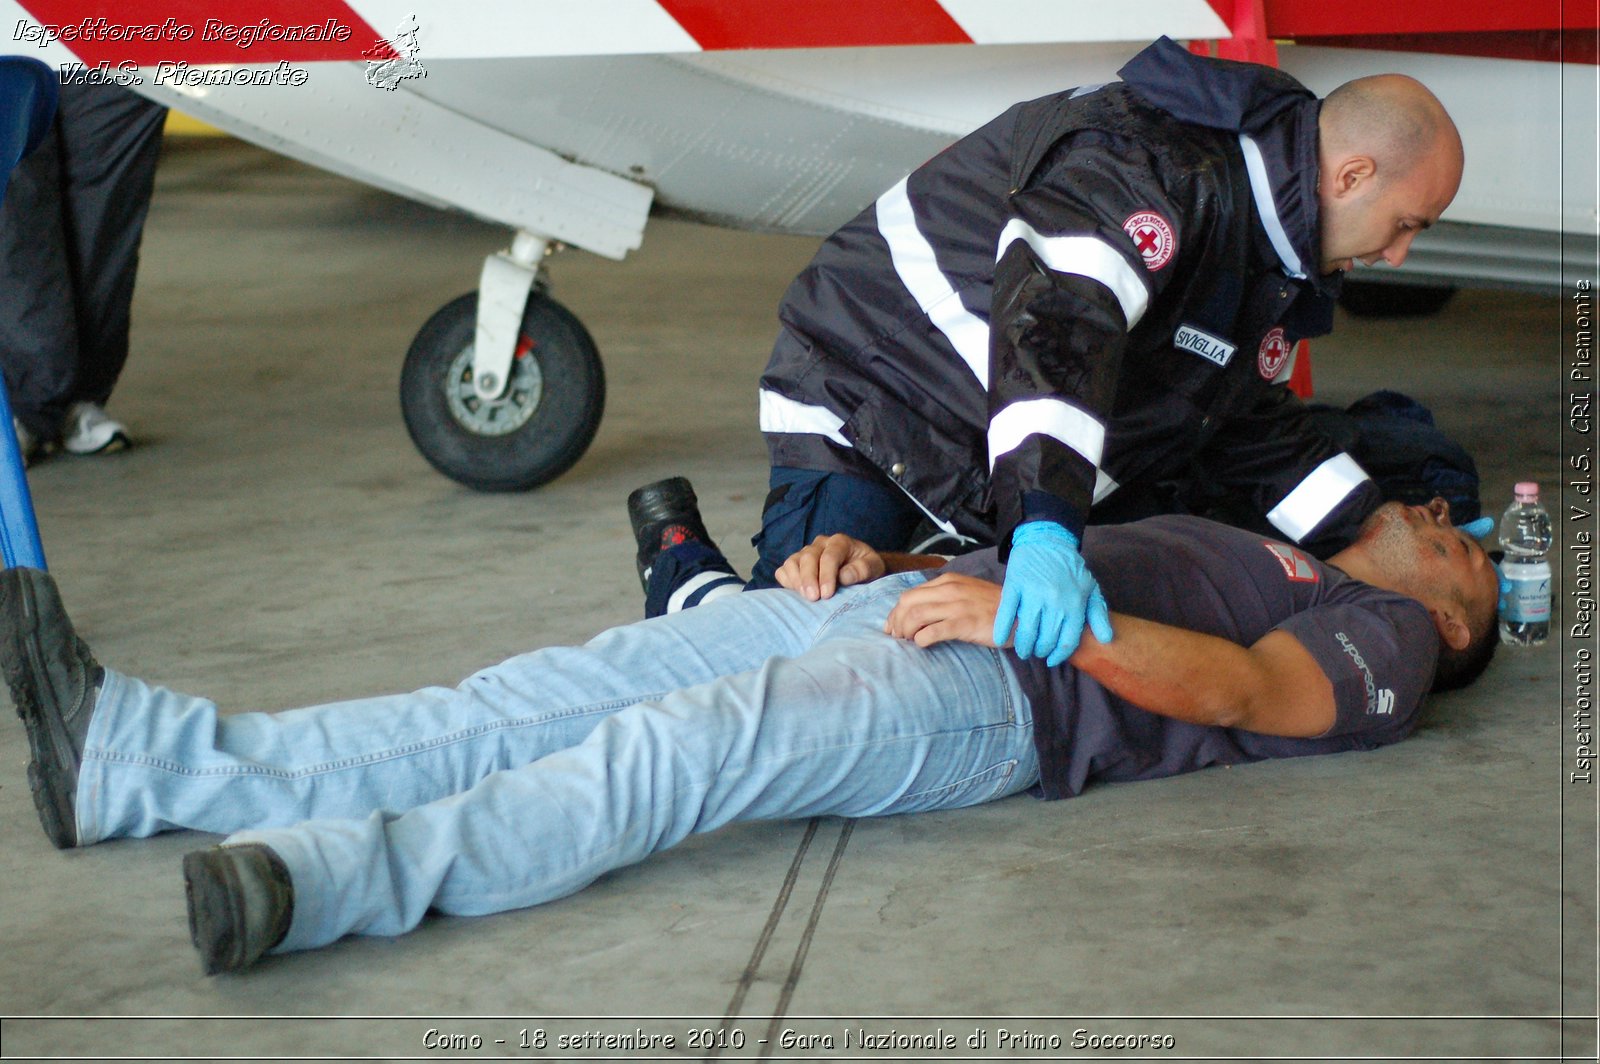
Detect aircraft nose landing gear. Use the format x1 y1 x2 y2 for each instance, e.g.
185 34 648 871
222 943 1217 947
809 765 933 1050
399 234 605 492
399 287 604 492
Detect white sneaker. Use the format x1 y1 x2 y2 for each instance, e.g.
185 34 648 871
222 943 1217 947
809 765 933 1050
12 416 40 467
61 402 130 456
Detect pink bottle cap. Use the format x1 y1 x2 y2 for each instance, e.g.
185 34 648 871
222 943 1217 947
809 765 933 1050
1514 481 1539 501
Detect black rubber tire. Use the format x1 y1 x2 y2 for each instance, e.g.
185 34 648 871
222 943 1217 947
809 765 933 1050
400 290 605 492
1338 280 1457 318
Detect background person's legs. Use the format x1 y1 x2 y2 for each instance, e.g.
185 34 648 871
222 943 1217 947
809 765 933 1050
0 82 163 452
0 89 79 445
56 83 165 414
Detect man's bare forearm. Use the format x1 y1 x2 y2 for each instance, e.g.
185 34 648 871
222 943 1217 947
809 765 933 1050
1071 615 1333 738
885 574 1334 738
1071 615 1261 729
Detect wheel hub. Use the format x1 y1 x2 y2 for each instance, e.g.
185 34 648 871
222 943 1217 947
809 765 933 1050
445 341 543 435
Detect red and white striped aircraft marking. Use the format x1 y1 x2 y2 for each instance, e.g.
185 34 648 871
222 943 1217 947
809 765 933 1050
8 0 1235 61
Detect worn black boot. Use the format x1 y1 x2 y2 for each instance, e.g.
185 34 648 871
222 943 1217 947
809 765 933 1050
626 476 721 589
183 843 295 975
0 567 102 849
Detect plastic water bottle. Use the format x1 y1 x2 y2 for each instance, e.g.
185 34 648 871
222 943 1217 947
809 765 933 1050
1498 482 1552 645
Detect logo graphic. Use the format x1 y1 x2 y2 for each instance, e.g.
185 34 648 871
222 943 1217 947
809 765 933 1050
365 13 426 90
1122 210 1176 271
1174 324 1236 368
1257 327 1291 380
1336 632 1395 716
1263 542 1318 582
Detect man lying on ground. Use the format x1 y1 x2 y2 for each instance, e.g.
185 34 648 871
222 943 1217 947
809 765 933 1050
4 500 1498 974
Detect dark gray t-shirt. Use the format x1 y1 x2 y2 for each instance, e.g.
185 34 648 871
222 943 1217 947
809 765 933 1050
941 515 1438 800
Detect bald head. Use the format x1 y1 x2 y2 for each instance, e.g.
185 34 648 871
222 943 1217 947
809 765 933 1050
1314 75 1464 274
1320 74 1463 185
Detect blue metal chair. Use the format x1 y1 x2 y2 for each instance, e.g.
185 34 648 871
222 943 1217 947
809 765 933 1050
0 56 57 569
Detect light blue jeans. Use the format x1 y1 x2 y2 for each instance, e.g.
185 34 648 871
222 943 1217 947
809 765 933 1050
74 573 1040 955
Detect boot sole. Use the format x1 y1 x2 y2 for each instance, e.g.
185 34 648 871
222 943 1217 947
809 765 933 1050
4 571 78 849
183 850 247 975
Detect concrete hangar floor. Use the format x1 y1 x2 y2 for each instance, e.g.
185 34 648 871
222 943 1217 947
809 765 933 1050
0 135 1588 1060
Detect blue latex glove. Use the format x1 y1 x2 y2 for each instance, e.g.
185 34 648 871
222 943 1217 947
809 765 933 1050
1461 516 1495 539
993 521 1114 667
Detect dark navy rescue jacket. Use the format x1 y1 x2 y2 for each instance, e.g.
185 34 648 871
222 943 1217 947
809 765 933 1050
758 37 1380 558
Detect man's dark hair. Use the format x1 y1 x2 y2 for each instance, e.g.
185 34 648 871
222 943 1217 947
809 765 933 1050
1431 611 1499 693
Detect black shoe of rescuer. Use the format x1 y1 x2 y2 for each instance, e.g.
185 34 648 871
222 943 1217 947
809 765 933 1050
626 476 720 589
183 843 295 975
1 567 102 849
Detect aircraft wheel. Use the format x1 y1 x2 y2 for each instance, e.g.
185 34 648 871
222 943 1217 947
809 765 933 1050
400 290 605 492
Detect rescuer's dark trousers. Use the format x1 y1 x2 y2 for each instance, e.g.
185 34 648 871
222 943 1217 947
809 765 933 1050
0 81 165 439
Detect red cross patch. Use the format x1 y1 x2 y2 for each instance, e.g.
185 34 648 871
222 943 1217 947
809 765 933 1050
1257 327 1291 380
1122 210 1175 271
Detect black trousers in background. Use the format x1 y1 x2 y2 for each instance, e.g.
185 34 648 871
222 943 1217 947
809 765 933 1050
0 82 165 439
